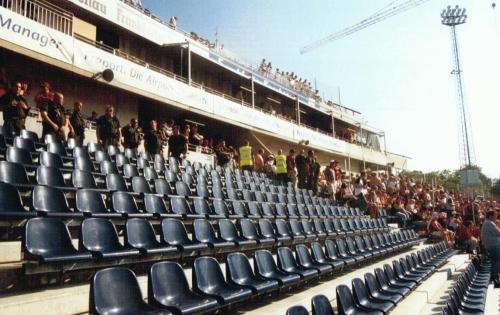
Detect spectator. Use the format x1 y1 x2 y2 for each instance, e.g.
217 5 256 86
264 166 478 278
168 125 187 161
87 111 98 122
0 81 30 135
144 119 166 155
286 149 297 187
70 101 85 146
389 200 410 227
96 105 121 147
481 210 500 281
295 149 307 189
428 212 454 246
215 139 232 167
121 118 142 152
163 119 174 138
189 124 203 146
306 150 320 193
254 148 265 172
239 140 253 172
34 81 53 109
275 149 287 186
40 92 72 141
169 16 177 29
323 160 337 200
264 154 276 179
457 220 478 253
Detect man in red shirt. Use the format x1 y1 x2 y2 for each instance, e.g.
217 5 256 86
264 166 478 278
35 82 54 109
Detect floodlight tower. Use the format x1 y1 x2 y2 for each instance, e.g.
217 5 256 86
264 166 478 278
441 5 474 167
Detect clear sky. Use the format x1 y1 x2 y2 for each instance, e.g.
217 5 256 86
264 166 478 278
142 0 500 178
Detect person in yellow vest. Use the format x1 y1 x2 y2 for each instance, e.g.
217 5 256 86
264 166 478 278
275 149 288 186
239 140 253 172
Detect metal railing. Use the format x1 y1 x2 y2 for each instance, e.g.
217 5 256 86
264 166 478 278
0 0 73 35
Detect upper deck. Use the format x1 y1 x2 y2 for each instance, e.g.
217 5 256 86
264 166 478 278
0 0 408 170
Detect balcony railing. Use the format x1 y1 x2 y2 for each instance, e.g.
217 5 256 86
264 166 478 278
1 0 73 35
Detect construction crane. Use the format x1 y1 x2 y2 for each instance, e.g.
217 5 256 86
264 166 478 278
300 0 432 54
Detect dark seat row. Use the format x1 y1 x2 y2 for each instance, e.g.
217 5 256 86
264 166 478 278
287 242 454 315
23 215 415 267
442 258 491 315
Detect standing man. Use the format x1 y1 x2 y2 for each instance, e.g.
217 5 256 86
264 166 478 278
481 211 500 281
286 149 297 188
239 140 253 172
144 119 166 155
324 160 337 200
295 149 307 189
70 101 86 146
96 105 121 147
0 81 30 135
34 82 53 109
168 125 187 161
306 150 320 194
275 149 288 186
121 118 142 153
40 92 71 141
254 148 265 173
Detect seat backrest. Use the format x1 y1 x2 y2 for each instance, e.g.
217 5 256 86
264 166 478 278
106 174 128 191
87 142 103 153
336 284 356 315
248 201 262 217
32 185 71 213
254 249 279 275
136 157 149 170
72 170 97 189
161 219 191 245
131 176 152 194
192 197 211 216
39 151 63 169
144 193 168 215
112 191 139 214
107 145 120 157
311 242 327 262
14 136 36 152
114 153 129 167
259 219 276 238
74 156 94 173
124 148 137 160
24 217 77 259
76 189 108 214
6 146 33 164
286 305 309 315
154 178 173 195
73 147 91 160
0 182 25 213
170 196 191 215
311 294 336 315
289 219 305 236
148 262 192 304
90 267 147 314
143 167 158 181
364 272 382 296
277 246 299 270
36 166 65 186
81 218 122 252
175 181 191 197
352 277 370 305
193 256 226 292
218 219 241 241
123 164 139 178
47 141 67 157
20 129 39 142
125 218 160 249
193 219 217 243
275 219 292 237
0 161 30 185
295 244 314 266
374 268 390 287
95 150 111 163
232 200 249 216
240 218 260 240
100 161 118 175
226 252 255 283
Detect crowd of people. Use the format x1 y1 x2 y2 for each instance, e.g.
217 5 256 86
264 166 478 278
258 59 322 101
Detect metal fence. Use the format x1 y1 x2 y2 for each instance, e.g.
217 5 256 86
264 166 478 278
0 0 73 35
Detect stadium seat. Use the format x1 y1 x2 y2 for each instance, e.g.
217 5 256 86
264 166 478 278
0 161 31 186
36 166 66 187
148 261 219 315
132 176 152 194
74 157 94 173
125 218 177 255
170 196 202 219
310 242 344 270
100 161 118 175
351 277 394 314
95 150 111 163
226 252 279 294
112 191 152 218
14 136 36 152
80 218 141 259
295 244 332 275
218 219 256 248
87 142 103 154
160 219 207 255
364 272 402 304
106 174 128 192
239 218 275 247
336 284 383 315
72 170 98 189
20 129 39 143
0 182 36 220
6 146 33 165
123 164 140 178
32 185 82 218
311 294 336 315
47 141 67 157
24 217 92 263
75 189 121 218
374 268 410 296
286 305 309 315
154 178 174 196
144 193 177 218
192 256 252 305
90 267 171 315
193 219 235 252
40 151 64 169
277 247 318 280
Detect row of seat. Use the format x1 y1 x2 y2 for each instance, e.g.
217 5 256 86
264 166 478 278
88 235 423 315
24 215 413 265
442 258 491 315
287 242 454 315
